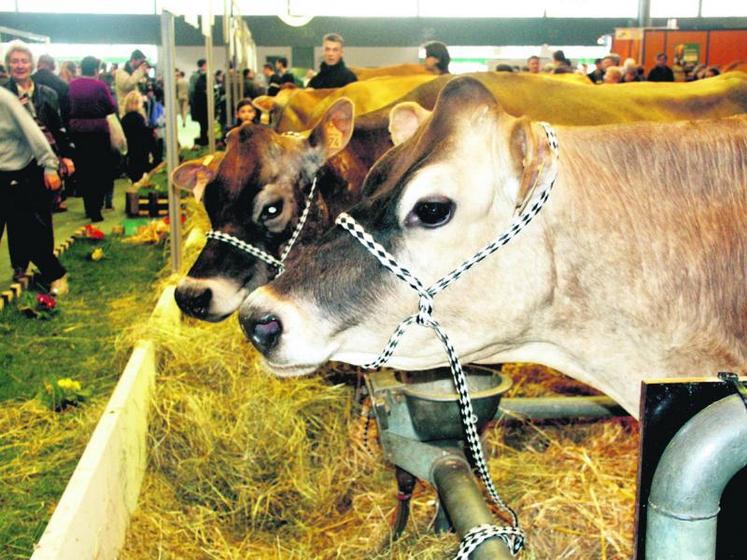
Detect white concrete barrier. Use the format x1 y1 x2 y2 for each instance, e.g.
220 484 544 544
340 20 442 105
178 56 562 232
31 287 179 560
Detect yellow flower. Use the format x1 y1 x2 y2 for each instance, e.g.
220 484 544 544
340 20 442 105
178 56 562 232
57 378 82 392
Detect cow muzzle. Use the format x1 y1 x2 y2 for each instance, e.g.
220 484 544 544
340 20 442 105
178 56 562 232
174 277 248 322
238 287 335 374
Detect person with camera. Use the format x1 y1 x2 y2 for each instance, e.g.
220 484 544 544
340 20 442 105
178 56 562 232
115 49 149 116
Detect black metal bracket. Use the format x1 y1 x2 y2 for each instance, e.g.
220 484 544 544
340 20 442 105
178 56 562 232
718 371 747 410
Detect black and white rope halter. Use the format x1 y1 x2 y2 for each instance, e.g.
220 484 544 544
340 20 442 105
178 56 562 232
205 176 318 276
335 122 559 559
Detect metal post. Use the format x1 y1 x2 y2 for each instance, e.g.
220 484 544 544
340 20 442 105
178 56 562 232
638 0 651 27
160 10 181 272
223 0 233 130
432 457 514 560
205 33 216 154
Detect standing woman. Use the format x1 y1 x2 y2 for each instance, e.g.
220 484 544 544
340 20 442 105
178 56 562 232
68 56 118 223
175 70 189 127
0 87 67 294
3 41 76 281
120 90 152 183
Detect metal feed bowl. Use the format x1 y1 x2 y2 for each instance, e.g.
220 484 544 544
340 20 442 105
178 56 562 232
395 366 512 441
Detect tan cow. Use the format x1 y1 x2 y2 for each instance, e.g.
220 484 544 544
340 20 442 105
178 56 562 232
239 77 747 418
253 74 436 132
349 63 430 80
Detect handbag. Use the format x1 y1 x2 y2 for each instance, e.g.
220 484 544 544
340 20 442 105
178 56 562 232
106 113 128 156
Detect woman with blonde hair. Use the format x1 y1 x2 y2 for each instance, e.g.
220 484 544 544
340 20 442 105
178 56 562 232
120 90 153 183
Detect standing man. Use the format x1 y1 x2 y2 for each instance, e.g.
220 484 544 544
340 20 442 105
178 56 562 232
274 57 296 88
647 52 675 82
526 55 541 74
115 49 148 115
423 41 451 75
191 59 209 146
33 54 71 125
262 63 281 96
307 33 357 89
242 68 265 99
587 58 604 83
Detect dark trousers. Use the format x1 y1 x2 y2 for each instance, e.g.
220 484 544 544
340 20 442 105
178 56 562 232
0 162 66 283
73 132 114 221
196 115 209 145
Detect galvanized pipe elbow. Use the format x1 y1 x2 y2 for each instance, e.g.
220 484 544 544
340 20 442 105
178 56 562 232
646 394 747 560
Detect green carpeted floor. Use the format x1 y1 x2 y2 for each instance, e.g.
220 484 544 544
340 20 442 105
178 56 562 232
0 178 133 285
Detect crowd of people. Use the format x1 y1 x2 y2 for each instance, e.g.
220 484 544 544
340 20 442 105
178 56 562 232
0 43 169 298
512 49 721 85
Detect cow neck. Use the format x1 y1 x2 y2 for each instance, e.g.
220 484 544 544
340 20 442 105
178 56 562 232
206 176 318 276
335 121 560 559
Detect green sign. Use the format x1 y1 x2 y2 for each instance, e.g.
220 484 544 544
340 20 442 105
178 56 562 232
682 43 700 64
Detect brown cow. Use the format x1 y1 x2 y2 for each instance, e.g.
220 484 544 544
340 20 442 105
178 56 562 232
239 77 747 418
172 99 393 321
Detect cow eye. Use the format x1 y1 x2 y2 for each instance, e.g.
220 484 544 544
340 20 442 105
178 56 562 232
260 200 283 221
407 197 454 228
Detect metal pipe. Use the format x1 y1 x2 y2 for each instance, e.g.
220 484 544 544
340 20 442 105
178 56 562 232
432 457 514 560
205 33 216 154
638 0 651 27
496 395 627 421
645 394 747 560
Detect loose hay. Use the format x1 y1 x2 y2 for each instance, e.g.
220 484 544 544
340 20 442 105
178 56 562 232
121 326 638 559
122 200 638 559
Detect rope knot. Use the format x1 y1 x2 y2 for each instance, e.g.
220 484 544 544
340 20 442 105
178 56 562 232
416 292 434 326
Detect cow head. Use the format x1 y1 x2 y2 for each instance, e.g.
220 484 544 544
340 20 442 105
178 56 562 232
239 77 558 375
173 98 355 322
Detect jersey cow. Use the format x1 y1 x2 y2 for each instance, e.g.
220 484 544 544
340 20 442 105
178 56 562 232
172 99 394 321
175 72 747 326
239 77 747 418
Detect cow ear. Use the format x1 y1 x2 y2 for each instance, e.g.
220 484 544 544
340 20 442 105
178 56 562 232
308 97 355 159
252 96 275 125
508 117 553 213
430 76 499 131
171 154 220 202
388 102 432 146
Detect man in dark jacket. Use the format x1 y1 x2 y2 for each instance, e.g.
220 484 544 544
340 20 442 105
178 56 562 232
191 59 209 145
307 33 357 89
32 54 70 125
647 53 675 82
275 57 297 88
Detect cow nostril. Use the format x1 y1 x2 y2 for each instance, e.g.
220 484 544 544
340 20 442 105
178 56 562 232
175 284 213 319
249 314 283 354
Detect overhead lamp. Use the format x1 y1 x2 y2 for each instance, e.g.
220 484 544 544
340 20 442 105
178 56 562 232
278 0 313 27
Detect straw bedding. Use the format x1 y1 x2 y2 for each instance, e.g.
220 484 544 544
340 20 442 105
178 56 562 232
120 322 638 559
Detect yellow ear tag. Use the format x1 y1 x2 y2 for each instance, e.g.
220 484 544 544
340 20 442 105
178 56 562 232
326 122 343 150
